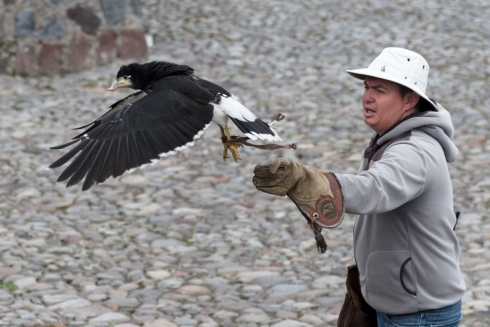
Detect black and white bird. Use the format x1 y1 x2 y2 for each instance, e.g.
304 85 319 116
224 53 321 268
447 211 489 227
48 61 283 191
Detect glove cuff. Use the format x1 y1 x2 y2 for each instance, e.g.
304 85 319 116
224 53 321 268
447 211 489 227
289 172 345 228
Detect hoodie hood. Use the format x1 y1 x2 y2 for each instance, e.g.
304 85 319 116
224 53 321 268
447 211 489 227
376 102 458 162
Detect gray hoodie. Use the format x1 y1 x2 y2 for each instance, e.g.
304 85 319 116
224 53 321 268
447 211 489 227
335 104 466 315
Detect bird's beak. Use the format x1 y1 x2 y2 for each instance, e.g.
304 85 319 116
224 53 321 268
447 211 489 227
107 77 132 92
106 79 120 92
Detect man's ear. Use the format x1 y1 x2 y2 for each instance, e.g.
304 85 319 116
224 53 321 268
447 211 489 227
404 92 420 112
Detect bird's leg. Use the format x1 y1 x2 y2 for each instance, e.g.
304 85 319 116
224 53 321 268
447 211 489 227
220 126 242 162
219 126 230 160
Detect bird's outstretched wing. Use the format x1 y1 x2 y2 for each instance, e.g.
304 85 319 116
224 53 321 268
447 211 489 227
195 77 281 141
70 90 148 131
49 89 214 191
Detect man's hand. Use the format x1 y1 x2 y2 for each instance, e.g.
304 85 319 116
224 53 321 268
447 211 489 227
252 158 304 196
253 158 345 229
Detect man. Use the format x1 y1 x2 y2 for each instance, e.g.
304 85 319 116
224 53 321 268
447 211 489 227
252 48 466 326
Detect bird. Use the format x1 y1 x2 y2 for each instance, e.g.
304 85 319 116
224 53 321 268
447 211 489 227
48 61 285 191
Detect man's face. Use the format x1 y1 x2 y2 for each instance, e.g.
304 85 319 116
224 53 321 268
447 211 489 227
362 77 417 135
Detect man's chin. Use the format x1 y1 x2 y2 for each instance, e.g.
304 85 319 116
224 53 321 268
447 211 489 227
364 117 374 126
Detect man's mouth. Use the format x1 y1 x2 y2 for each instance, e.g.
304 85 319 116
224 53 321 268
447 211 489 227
364 108 376 117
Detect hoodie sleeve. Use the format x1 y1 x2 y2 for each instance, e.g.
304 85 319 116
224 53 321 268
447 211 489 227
335 141 428 215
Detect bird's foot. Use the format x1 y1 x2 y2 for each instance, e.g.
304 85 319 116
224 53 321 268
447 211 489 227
221 136 243 162
228 143 242 162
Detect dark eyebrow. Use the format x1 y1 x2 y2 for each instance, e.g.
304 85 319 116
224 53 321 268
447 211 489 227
364 81 386 90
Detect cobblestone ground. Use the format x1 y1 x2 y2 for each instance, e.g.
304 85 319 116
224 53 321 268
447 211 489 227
1 0 490 326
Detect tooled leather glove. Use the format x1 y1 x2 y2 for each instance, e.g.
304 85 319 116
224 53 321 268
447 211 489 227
253 158 341 214
252 158 308 196
253 158 345 252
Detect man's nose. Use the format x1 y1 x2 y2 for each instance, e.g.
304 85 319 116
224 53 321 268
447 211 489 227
363 90 374 103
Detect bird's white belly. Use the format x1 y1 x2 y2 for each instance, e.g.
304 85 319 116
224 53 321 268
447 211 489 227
212 105 228 128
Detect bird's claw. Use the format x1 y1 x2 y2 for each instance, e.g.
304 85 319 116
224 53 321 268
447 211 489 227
223 144 242 162
222 136 242 162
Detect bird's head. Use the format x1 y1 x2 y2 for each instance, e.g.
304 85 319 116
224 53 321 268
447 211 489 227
107 63 145 91
106 61 194 92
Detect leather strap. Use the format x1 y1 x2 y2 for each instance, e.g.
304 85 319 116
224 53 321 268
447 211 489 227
291 172 345 228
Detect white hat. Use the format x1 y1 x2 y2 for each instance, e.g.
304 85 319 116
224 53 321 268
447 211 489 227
346 47 438 111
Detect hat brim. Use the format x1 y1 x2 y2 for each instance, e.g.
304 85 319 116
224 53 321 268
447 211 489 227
346 68 439 111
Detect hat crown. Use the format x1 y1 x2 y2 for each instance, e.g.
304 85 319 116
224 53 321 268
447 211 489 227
369 47 429 93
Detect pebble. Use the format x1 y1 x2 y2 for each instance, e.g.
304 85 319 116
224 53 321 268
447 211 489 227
42 294 79 305
146 270 171 280
89 312 130 323
271 320 313 327
176 285 211 295
106 297 140 308
13 277 37 289
269 284 309 296
143 319 177 327
48 298 92 310
0 0 489 326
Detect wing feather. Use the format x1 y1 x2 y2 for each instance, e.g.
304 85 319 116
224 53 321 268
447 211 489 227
57 140 96 182
49 139 80 150
126 134 142 169
49 138 89 168
97 139 117 184
114 137 128 178
174 121 198 140
49 87 213 190
136 131 158 161
66 141 100 187
83 141 110 190
146 130 172 155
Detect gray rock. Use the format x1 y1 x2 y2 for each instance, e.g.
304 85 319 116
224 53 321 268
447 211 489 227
105 297 140 308
100 0 127 25
48 298 91 310
51 0 74 4
0 290 13 302
254 276 290 288
157 277 183 289
129 0 142 16
89 312 130 323
13 277 37 289
37 14 66 41
269 284 309 296
271 320 313 327
0 58 8 75
42 294 79 305
174 316 198 325
14 10 35 38
236 312 270 324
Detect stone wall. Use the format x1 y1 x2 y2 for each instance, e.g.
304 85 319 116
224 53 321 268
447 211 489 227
0 0 148 76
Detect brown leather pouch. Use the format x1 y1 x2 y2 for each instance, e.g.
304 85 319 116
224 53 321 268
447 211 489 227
337 265 378 327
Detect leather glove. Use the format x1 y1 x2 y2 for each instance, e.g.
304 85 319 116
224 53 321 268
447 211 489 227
253 158 344 229
253 158 345 253
252 158 308 196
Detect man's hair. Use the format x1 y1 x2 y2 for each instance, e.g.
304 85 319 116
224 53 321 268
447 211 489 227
397 84 433 113
398 84 414 99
